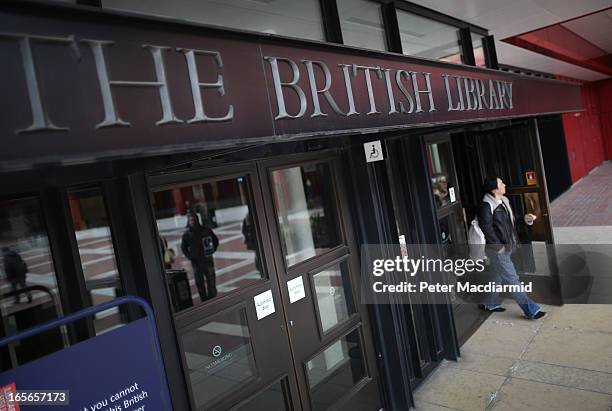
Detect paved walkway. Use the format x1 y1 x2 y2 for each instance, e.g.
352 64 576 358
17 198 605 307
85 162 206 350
414 161 612 410
414 304 612 410
551 162 612 227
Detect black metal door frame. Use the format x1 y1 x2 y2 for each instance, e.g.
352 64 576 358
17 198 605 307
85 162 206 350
383 136 452 383
257 150 384 411
147 161 302 410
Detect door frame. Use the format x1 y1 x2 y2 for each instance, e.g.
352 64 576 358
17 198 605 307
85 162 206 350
148 161 302 410
257 149 384 411
147 150 386 410
382 136 450 384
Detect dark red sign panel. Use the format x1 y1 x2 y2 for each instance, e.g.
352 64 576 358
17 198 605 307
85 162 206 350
0 5 581 168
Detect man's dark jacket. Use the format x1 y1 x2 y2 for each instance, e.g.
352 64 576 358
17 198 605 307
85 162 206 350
181 224 219 262
476 194 518 250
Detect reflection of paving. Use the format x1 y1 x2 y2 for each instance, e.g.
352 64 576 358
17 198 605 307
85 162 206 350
413 303 612 410
3 218 265 322
1 232 119 330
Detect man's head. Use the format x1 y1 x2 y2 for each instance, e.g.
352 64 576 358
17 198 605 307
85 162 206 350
483 176 506 198
187 213 198 227
433 174 448 192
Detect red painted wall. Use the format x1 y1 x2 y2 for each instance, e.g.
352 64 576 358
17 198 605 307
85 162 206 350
598 79 612 161
561 78 612 182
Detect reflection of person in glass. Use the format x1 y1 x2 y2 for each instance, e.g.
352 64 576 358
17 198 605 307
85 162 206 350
477 177 545 319
242 212 262 274
2 247 32 304
181 213 219 301
432 173 450 207
159 236 174 270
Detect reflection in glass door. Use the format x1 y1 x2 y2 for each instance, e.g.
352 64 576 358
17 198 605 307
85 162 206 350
425 137 467 246
179 308 257 409
67 187 124 334
152 175 267 311
150 166 298 411
425 134 482 346
0 197 67 370
151 156 384 410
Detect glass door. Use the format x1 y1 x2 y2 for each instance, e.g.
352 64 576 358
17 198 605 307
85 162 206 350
0 196 67 370
150 164 299 411
424 134 483 346
150 155 384 410
261 155 383 411
425 135 467 247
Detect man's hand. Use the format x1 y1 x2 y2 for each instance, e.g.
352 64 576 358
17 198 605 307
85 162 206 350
524 213 537 225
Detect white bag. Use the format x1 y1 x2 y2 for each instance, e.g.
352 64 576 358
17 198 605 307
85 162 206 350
468 218 486 260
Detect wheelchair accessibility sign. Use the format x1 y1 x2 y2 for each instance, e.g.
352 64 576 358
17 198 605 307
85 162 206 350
364 141 384 163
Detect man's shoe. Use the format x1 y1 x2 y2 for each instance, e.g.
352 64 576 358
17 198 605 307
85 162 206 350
527 311 547 320
478 304 507 313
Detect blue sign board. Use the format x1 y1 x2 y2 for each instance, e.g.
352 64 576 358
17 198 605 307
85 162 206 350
0 297 172 411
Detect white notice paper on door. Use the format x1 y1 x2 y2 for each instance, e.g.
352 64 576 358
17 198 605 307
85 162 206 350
449 187 456 203
287 276 306 303
253 290 275 320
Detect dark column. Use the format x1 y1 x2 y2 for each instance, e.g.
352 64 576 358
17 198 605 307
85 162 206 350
402 136 460 361
321 0 344 44
459 27 476 66
483 35 499 69
114 172 191 411
41 188 95 343
537 115 573 201
382 2 402 53
343 141 415 410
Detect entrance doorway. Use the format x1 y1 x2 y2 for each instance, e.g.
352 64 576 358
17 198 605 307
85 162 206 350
432 120 562 343
419 120 561 344
452 122 555 245
149 153 383 410
454 121 562 306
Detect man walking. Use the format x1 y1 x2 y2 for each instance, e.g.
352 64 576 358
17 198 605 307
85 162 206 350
181 213 219 302
2 247 32 304
477 176 546 319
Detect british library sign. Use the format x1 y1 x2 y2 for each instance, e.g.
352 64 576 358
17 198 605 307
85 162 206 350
0 4 581 167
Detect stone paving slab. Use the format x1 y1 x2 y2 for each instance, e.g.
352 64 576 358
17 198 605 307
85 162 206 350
489 378 612 411
460 320 538 359
415 302 612 410
413 366 506 411
540 304 612 333
551 162 612 227
414 400 461 411
446 351 515 377
477 303 556 330
522 326 612 373
510 360 612 395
